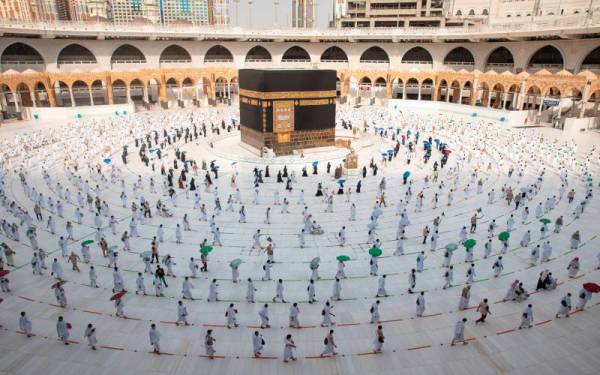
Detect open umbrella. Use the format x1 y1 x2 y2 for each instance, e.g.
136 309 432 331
230 259 242 268
200 245 213 255
51 280 67 289
337 179 346 186
103 158 112 165
81 240 94 246
312 161 319 167
110 291 126 301
0 269 10 277
443 149 452 155
310 257 320 269
498 231 510 242
140 251 152 259
445 243 458 252
337 255 351 262
464 239 477 249
403 171 411 179
540 218 551 225
583 282 600 293
368 247 383 257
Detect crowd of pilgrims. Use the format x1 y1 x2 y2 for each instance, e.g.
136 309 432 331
0 104 598 359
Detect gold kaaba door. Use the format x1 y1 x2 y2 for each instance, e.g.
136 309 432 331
273 100 294 134
277 132 291 143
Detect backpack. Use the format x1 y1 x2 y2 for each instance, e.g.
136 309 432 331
370 306 374 313
324 338 328 345
321 309 325 316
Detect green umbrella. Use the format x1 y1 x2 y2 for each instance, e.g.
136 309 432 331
337 255 351 262
200 245 213 255
140 251 152 259
445 243 458 252
230 259 242 268
464 239 477 249
540 218 551 225
498 231 510 242
82 240 94 246
310 257 320 269
368 247 383 257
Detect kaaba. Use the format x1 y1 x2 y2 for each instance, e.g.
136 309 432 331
239 69 337 155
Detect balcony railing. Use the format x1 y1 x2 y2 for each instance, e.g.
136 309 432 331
0 14 599 41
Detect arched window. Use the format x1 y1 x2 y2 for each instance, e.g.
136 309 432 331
204 45 233 63
360 46 389 63
282 46 311 62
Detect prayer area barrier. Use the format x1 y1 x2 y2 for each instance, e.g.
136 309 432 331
21 103 135 122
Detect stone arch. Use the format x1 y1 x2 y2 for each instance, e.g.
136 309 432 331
320 46 348 62
245 46 272 62
205 45 233 63
215 77 229 101
282 46 311 62
485 47 514 71
437 79 448 101
53 80 72 107
491 83 505 108
444 47 475 67
129 79 145 103
475 81 490 107
165 77 180 102
527 45 564 71
421 78 434 100
404 78 419 100
57 44 97 67
461 81 473 104
449 80 461 103
1 42 45 72
91 80 105 105
71 80 91 106
580 46 600 72
359 76 372 97
523 85 542 110
159 45 192 65
111 79 128 104
544 86 561 98
111 44 146 66
401 47 433 67
16 83 32 107
34 82 50 107
360 46 389 63
506 84 520 110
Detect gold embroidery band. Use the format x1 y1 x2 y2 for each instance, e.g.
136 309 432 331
239 88 336 100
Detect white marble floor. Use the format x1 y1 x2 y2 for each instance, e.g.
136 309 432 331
0 107 599 375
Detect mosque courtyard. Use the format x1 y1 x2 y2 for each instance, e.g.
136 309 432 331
0 104 599 375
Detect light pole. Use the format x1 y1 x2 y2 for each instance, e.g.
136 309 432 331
274 0 280 27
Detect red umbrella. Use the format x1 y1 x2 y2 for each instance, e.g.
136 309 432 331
0 269 10 277
51 280 66 289
443 149 452 155
110 291 126 301
583 283 600 293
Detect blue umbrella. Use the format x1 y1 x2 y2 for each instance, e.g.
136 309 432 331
312 161 319 167
149 147 159 153
387 149 394 155
337 179 346 185
403 171 411 179
103 158 112 165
